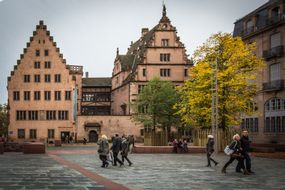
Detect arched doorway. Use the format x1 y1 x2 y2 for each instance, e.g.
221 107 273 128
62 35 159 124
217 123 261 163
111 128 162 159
89 130 98 142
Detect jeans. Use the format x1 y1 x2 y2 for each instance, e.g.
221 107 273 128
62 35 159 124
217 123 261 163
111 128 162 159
236 152 251 171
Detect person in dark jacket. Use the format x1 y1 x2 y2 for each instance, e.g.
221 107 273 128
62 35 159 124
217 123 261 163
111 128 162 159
110 134 124 166
121 136 133 166
236 130 254 174
206 135 218 167
222 134 249 175
97 135 109 168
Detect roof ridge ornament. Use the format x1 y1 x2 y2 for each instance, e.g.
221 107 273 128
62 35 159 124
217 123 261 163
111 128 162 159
163 2 166 17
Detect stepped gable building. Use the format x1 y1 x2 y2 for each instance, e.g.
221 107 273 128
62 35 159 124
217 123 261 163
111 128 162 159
111 5 192 115
7 21 83 143
233 0 285 145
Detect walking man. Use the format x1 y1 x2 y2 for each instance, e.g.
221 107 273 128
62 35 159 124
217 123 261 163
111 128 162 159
236 130 255 174
206 135 218 167
111 134 124 166
121 136 133 166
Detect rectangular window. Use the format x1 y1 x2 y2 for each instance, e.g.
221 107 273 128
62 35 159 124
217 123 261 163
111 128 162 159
35 50 40 56
16 110 26 120
44 49 49 56
48 129 55 138
184 69 188 77
29 129 37 139
55 74 61 83
13 91 20 101
24 91 30 101
282 116 285 133
161 39 169 47
271 117 276 132
270 32 281 48
138 85 146 94
277 116 281 132
44 61 51 68
269 63 280 82
18 129 25 139
28 111 38 120
55 91 61 101
142 68 146 77
24 75 30 83
44 74 51 83
58 110 68 120
34 61 40 69
160 69 171 77
34 74 41 83
46 110 56 120
44 91 51 101
34 91 40 100
160 53 170 62
65 91 71 100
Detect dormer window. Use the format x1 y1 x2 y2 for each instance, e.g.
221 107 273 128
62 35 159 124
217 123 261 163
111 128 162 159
272 7 280 17
161 39 169 47
246 19 254 33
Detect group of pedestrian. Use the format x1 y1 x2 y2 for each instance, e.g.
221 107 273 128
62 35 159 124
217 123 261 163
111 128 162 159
172 139 188 153
206 130 255 175
97 134 134 168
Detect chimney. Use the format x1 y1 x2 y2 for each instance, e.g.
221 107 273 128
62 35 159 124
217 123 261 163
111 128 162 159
85 72 89 78
141 28 149 37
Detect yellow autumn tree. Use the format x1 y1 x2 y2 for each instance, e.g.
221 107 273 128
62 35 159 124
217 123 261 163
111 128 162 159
176 33 264 129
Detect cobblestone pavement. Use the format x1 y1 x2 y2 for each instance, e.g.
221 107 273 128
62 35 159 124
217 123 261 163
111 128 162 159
55 146 285 190
0 152 106 190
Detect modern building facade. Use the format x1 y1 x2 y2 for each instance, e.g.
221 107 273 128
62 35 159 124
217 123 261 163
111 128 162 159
7 5 190 143
233 0 285 144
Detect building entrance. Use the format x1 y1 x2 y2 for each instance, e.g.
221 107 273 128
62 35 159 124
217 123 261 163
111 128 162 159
89 130 98 142
61 131 70 143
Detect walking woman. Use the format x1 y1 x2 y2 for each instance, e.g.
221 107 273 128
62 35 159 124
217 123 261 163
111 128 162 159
221 134 249 175
121 136 133 166
206 135 218 167
97 135 110 168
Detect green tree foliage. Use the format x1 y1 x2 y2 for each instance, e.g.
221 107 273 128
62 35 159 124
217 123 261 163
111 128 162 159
0 104 8 137
132 77 181 132
176 33 264 129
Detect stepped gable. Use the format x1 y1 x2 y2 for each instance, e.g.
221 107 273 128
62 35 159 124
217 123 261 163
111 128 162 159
7 20 69 82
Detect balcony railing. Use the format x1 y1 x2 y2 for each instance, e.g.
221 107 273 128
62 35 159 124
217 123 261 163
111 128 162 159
263 79 284 92
263 45 284 60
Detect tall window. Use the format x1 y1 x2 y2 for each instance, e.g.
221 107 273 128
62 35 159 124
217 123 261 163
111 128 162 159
65 91 71 100
270 32 281 49
18 129 25 139
160 69 171 77
161 39 169 47
34 91 41 100
16 111 26 120
269 63 280 81
160 53 170 62
55 74 61 83
46 111 56 120
246 19 254 33
28 111 38 120
44 49 49 56
271 7 280 18
24 75 30 83
34 74 41 83
55 91 61 101
48 129 55 138
34 61 40 69
35 50 40 56
138 85 146 94
29 129 37 139
142 68 146 77
44 61 51 68
184 69 188 77
44 91 51 101
13 91 20 101
45 74 51 83
58 110 68 120
24 91 30 101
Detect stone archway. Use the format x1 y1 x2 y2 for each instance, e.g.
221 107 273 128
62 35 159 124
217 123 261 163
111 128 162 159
89 130 98 142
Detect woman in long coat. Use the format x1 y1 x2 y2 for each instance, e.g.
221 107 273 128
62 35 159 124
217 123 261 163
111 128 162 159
206 135 218 167
97 135 110 168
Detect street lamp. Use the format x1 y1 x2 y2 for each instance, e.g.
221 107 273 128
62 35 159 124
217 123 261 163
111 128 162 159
211 58 218 153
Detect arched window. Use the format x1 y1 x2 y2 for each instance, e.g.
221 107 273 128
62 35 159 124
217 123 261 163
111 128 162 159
264 98 285 133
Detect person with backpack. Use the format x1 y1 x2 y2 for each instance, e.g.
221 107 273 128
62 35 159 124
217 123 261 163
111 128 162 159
206 135 218 167
121 135 133 166
221 134 249 175
97 135 110 168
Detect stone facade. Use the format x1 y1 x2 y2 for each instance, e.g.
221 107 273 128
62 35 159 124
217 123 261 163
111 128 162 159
233 0 285 144
7 21 83 143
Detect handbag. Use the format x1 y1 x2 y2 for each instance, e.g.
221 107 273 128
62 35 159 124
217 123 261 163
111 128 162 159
224 145 234 155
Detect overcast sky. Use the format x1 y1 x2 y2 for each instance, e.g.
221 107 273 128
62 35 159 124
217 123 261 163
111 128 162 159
0 0 268 104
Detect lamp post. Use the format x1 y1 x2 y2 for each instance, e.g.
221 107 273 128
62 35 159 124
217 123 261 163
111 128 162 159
211 58 218 153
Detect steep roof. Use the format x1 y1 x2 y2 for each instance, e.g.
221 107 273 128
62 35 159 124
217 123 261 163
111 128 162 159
82 77 111 87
